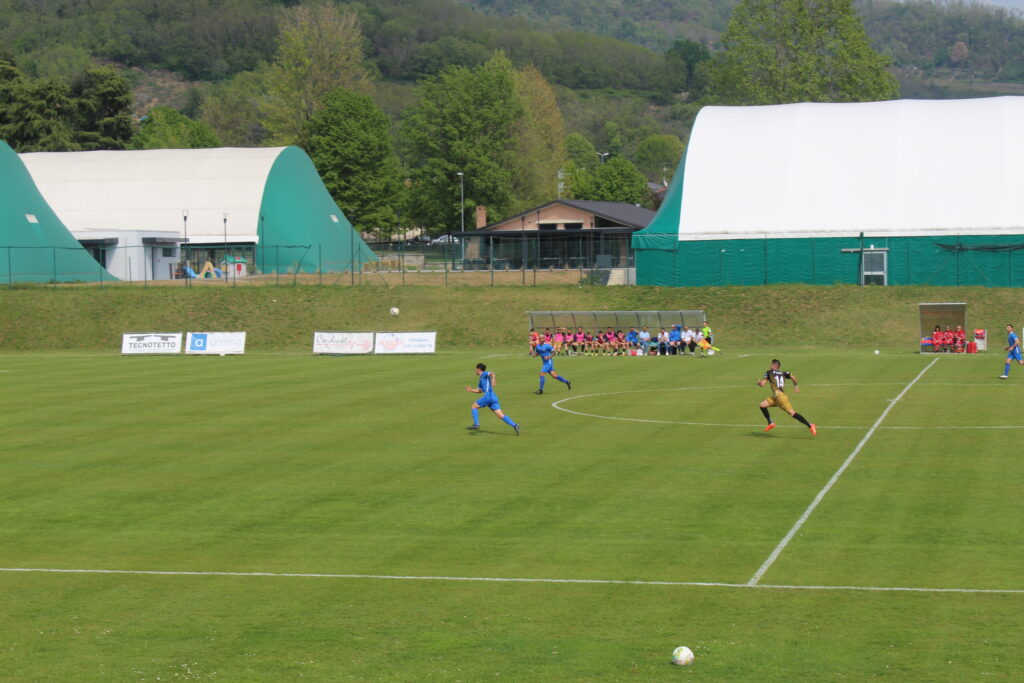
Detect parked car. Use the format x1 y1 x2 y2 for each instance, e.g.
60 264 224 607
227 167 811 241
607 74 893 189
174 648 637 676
429 235 459 245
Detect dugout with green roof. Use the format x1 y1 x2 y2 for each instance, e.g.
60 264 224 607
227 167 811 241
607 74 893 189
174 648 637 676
0 140 114 283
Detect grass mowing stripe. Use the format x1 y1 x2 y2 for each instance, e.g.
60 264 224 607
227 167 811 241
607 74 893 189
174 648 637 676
2 567 1022 594
746 356 941 587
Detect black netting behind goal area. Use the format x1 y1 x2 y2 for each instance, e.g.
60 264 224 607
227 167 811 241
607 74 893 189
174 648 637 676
528 310 706 332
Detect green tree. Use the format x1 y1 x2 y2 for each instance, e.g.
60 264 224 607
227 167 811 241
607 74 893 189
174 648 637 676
558 159 593 201
663 38 710 97
411 37 491 79
3 77 78 152
400 52 523 232
635 133 685 183
70 67 134 150
578 156 648 204
262 3 373 145
131 106 220 149
301 87 402 237
705 0 899 105
565 132 598 171
509 64 566 211
200 70 268 146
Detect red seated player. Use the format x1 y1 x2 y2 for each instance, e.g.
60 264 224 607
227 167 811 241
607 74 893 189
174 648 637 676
931 325 944 353
954 324 966 352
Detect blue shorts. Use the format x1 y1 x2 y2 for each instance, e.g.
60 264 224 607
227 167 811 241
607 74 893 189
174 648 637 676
541 361 554 373
476 394 501 411
1009 349 1022 361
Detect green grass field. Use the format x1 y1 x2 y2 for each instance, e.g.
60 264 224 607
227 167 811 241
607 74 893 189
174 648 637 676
1 345 1022 680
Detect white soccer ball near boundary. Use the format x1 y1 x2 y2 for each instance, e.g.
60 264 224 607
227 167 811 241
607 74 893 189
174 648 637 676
672 645 695 666
389 306 400 316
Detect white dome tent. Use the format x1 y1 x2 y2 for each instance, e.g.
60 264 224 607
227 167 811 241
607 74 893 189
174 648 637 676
633 97 1024 287
20 146 375 281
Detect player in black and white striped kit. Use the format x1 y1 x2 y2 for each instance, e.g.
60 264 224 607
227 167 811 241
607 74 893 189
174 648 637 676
757 359 816 435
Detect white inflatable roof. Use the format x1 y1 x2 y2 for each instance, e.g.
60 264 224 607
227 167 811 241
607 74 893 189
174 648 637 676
19 147 287 242
678 97 1024 240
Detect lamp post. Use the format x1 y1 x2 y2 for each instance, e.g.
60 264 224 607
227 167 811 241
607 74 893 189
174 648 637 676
222 212 228 277
457 171 465 266
596 152 610 164
181 209 189 280
258 213 264 274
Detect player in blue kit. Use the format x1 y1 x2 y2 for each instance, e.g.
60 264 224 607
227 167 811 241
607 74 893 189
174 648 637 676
532 339 571 395
466 363 520 434
999 323 1024 379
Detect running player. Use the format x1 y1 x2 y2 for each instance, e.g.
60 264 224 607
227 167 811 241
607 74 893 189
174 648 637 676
466 363 520 434
757 359 816 435
533 337 571 394
1000 323 1024 379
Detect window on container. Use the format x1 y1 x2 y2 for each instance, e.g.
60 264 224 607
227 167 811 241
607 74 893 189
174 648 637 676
862 250 887 285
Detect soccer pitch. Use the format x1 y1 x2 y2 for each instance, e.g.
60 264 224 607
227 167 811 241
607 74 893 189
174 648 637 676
1 349 1022 680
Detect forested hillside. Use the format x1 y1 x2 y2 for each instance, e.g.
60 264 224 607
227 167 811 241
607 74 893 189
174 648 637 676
4 0 1024 237
459 0 1024 93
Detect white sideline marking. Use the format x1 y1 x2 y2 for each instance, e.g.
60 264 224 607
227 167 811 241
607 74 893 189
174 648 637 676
0 567 1020 594
746 357 941 586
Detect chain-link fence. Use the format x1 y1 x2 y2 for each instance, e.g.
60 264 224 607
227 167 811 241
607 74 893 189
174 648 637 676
0 232 638 287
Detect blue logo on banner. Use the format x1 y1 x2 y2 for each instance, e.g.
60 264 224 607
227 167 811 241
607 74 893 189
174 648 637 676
190 333 208 351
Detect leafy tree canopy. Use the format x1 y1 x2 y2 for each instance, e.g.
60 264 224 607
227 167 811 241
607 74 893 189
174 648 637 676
300 87 402 236
635 134 685 183
261 3 373 145
705 0 899 105
400 52 523 232
131 106 221 149
0 58 134 152
572 155 649 205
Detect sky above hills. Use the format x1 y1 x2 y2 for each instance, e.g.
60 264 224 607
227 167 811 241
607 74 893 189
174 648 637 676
977 0 1024 10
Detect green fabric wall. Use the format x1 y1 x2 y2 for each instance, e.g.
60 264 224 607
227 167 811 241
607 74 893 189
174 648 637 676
256 146 377 274
0 141 114 283
636 235 1024 287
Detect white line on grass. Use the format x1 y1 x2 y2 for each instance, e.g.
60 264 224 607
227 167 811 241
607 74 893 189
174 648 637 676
746 357 941 586
0 567 1020 594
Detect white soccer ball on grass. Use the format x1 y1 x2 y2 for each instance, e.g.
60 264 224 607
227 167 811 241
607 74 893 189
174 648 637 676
671 645 695 666
874 349 880 355
389 306 400 316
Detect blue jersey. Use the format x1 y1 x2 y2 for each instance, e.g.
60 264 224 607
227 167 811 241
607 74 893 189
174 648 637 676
476 371 500 410
536 343 555 372
1009 332 1022 360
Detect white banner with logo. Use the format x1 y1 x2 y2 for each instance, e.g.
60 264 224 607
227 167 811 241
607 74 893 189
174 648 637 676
313 332 375 355
186 332 247 355
122 332 183 355
374 331 437 354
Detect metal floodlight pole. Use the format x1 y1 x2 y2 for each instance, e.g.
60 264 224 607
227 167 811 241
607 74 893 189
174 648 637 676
596 152 610 164
223 212 228 267
457 172 465 266
258 213 265 275
181 209 190 286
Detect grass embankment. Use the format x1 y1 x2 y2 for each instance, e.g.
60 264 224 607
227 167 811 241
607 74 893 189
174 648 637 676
0 283 1020 351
